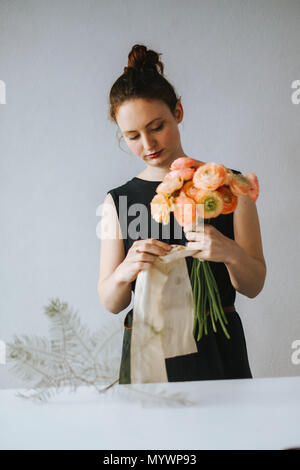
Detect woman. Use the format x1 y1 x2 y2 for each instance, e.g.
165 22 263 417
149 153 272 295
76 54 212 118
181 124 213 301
98 44 266 384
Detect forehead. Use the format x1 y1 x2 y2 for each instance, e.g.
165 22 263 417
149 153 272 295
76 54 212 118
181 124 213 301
116 98 168 132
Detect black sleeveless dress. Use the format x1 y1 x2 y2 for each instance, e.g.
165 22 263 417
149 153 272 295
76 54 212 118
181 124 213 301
107 168 252 383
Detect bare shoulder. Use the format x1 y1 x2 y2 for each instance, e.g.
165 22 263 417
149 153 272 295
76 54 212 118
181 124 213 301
233 195 266 269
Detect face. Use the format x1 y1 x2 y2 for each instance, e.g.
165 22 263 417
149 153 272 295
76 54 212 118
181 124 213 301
115 98 185 170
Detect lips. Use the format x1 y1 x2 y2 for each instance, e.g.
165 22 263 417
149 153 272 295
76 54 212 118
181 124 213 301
147 150 163 158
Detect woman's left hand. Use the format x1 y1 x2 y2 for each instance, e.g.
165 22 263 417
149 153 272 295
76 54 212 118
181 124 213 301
184 222 237 264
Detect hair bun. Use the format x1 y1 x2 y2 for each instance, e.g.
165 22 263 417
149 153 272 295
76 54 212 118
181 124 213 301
124 44 164 75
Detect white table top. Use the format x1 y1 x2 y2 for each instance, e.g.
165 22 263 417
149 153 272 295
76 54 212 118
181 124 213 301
1 375 300 450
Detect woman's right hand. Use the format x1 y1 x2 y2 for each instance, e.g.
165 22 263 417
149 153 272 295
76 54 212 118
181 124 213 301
114 239 172 284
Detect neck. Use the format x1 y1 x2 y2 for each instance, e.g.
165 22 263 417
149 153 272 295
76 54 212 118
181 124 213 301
138 151 193 181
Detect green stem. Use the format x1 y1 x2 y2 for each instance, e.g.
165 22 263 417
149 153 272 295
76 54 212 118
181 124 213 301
202 261 231 340
203 304 208 335
191 217 231 340
205 261 228 326
204 263 218 322
207 291 217 333
199 263 207 340
196 260 203 338
191 260 198 336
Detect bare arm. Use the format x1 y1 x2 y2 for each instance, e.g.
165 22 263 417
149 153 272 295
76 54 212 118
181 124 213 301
225 194 267 298
97 193 132 314
97 193 172 314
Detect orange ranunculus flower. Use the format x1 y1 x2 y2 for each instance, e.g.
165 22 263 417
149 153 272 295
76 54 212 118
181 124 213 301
193 188 224 219
193 162 227 191
224 168 234 186
245 172 259 202
173 195 198 227
170 157 202 170
163 168 195 182
156 175 184 195
229 172 251 196
217 185 238 215
180 180 201 200
150 193 172 225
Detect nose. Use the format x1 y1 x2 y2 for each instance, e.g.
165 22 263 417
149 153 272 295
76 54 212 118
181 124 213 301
141 133 157 153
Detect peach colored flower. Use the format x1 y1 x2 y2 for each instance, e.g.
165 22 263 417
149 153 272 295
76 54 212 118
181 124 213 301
170 157 202 170
245 172 259 202
217 185 238 215
224 168 234 186
150 193 172 225
229 173 251 196
173 195 198 227
163 168 196 182
193 188 224 219
180 180 201 200
193 162 227 191
156 175 184 195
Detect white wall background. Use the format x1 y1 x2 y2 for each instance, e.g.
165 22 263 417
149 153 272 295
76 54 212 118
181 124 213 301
1 0 300 389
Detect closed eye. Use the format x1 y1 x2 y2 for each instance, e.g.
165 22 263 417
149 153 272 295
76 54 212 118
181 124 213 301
129 123 164 141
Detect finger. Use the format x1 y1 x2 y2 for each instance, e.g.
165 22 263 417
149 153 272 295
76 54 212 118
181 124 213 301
134 245 165 257
135 239 170 250
142 240 171 255
185 231 205 242
192 251 204 259
185 231 198 240
135 252 157 263
151 239 172 250
136 261 154 271
186 241 203 250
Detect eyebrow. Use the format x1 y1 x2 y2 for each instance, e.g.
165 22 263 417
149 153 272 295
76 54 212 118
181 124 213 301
123 117 163 134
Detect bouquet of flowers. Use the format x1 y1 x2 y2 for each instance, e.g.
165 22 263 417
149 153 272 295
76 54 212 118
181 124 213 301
150 158 259 340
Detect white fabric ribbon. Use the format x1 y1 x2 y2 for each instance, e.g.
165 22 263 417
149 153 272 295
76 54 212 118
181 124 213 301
130 244 199 383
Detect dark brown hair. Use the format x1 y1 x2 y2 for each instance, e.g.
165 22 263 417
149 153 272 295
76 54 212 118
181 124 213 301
108 44 181 129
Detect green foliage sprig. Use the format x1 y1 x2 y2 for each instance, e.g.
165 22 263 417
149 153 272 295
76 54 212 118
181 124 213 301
6 298 194 407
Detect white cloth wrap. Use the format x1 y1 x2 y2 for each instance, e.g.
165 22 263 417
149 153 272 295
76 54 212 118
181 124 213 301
130 245 199 383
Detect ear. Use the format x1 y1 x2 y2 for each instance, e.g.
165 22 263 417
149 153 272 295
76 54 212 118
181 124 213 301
175 100 184 123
